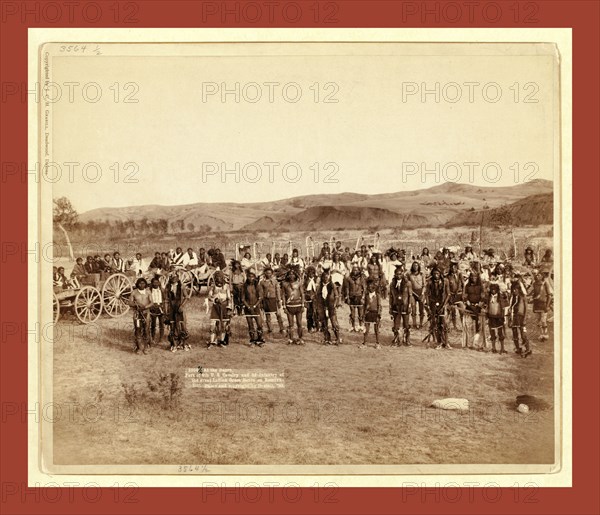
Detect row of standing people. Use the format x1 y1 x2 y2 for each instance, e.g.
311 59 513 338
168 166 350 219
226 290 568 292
206 260 552 355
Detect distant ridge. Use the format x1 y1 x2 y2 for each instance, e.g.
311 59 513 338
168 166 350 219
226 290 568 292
447 192 553 227
78 180 553 232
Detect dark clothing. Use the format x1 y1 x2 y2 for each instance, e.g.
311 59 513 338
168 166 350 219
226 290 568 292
149 257 163 270
343 274 366 301
212 253 227 270
148 286 167 344
161 256 171 269
242 280 263 342
389 277 412 314
427 277 449 307
165 281 187 344
390 276 412 342
532 279 552 312
464 281 483 332
426 277 448 346
363 291 381 324
305 300 318 331
304 276 319 331
263 298 278 313
314 281 339 316
150 306 165 343
486 291 508 350
364 310 379 323
232 283 244 315
509 292 529 353
72 263 87 278
314 280 340 343
133 309 150 352
96 260 109 272
84 261 98 274
510 293 528 320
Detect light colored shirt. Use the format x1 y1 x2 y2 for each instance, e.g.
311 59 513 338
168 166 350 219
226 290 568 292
210 284 231 306
131 258 147 276
183 252 198 267
241 258 254 270
409 272 425 292
320 258 332 271
289 256 305 270
383 259 402 281
150 287 163 304
352 255 369 270
111 258 125 272
330 261 346 284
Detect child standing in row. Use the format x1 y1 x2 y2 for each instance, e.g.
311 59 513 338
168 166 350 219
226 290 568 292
361 279 382 349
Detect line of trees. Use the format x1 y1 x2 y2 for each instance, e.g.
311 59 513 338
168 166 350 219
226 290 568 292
54 197 215 259
63 217 214 240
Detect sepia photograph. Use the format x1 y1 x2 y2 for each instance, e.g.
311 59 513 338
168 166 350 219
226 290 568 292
36 39 565 477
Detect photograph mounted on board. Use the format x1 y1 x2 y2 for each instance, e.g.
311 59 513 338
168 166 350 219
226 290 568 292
38 40 562 476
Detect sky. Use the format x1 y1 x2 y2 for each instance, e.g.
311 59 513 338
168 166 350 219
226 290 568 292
47 42 557 213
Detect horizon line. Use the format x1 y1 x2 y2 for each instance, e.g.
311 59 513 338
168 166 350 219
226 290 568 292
70 178 553 215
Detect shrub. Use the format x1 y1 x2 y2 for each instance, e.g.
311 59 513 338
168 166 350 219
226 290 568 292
121 382 138 407
147 372 182 410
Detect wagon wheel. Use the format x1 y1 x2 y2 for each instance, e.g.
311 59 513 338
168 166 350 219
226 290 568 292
187 270 202 296
74 286 102 324
158 274 170 290
53 292 60 324
178 269 194 299
207 269 231 289
207 270 217 289
102 273 132 318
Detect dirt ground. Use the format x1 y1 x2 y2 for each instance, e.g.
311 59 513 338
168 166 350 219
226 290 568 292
51 290 555 466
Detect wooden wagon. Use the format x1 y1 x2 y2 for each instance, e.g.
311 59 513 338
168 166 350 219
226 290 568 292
52 272 133 324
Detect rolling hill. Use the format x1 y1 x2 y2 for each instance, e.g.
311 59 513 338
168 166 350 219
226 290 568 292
78 179 553 232
242 206 432 232
447 192 553 227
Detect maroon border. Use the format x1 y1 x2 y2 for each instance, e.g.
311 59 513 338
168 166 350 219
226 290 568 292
1 1 598 514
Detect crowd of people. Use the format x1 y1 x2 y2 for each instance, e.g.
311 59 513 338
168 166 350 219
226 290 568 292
52 247 227 290
54 241 554 357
